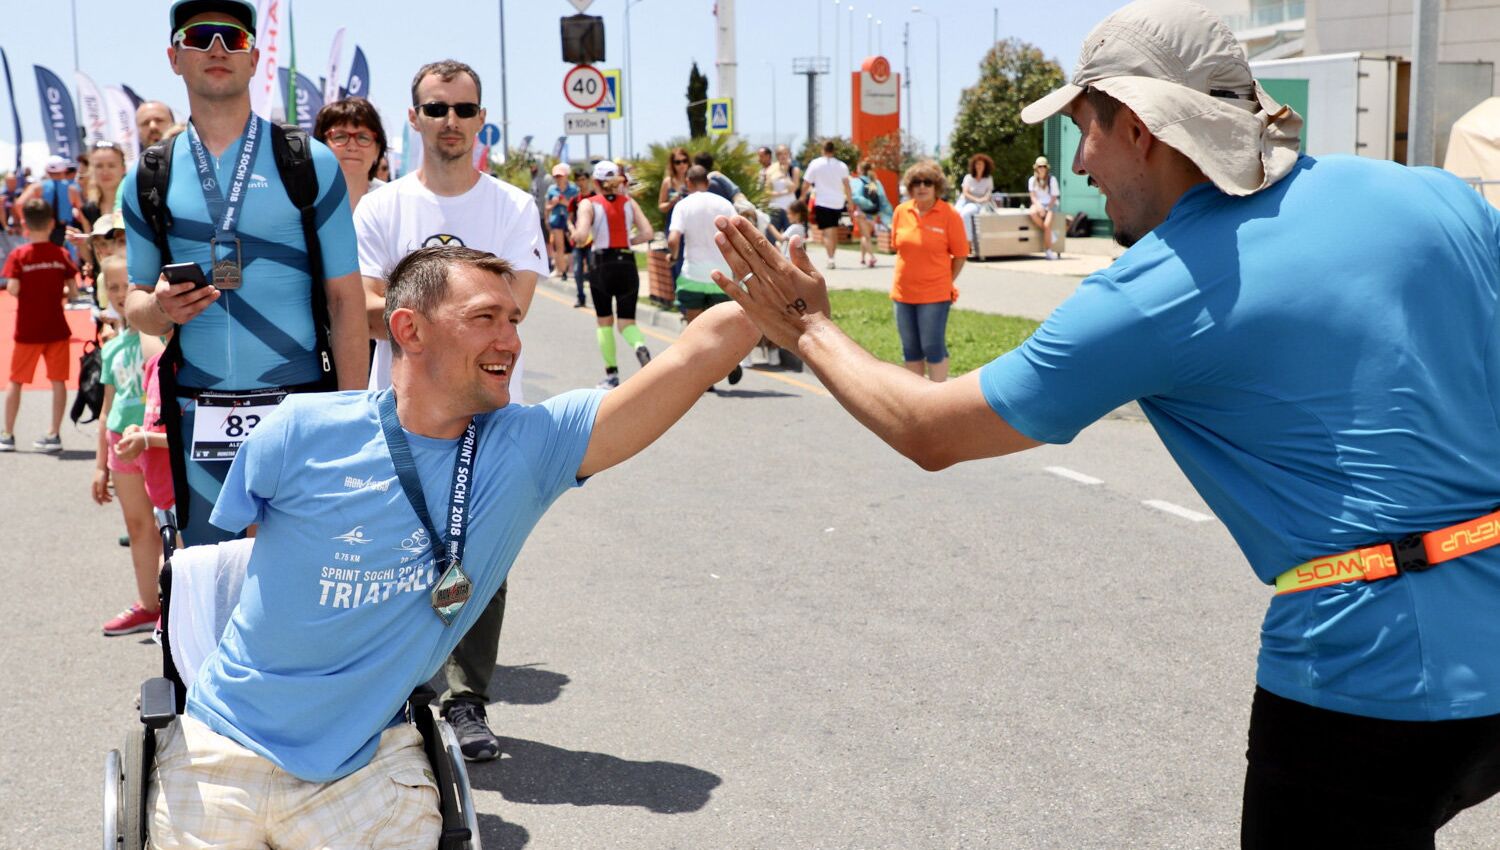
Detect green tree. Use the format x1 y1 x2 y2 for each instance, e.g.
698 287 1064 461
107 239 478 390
629 135 765 232
949 38 1065 193
687 62 709 138
795 135 861 169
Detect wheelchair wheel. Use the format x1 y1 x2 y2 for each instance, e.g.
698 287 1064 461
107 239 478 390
121 727 146 850
101 748 122 849
435 718 482 850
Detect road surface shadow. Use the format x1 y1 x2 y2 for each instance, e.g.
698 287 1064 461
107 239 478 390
487 663 571 706
476 813 531 850
468 737 721 814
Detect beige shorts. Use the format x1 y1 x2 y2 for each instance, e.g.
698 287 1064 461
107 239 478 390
148 713 441 850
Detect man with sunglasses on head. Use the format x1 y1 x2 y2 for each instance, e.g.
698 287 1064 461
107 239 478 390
120 0 366 549
353 58 548 763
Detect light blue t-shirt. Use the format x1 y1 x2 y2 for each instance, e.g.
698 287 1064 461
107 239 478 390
981 155 1500 722
189 388 602 781
545 182 579 226
121 117 359 391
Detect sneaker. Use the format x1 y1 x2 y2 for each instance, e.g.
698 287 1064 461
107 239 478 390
728 365 743 385
442 700 501 762
574 297 587 309
827 259 836 270
596 373 620 390
635 345 652 367
102 603 159 636
0 433 14 452
1045 249 1058 260
118 534 130 547
32 434 61 453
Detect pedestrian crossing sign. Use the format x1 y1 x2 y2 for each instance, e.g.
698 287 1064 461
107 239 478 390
708 98 733 135
595 69 623 120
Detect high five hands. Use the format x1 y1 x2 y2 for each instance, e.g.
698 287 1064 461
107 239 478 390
710 215 832 351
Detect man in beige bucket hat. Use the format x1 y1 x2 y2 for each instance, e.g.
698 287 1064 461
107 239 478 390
711 0 1500 844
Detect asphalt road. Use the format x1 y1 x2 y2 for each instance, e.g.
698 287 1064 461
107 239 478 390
4 280 1499 849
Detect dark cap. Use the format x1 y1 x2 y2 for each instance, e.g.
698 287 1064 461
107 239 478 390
170 0 256 34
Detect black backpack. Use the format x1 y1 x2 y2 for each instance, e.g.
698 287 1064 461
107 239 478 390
135 122 336 532
69 337 103 426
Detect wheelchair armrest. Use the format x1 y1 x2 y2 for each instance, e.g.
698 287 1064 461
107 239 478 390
140 678 178 729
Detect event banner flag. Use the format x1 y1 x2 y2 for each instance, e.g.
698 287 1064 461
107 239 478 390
105 86 139 164
33 65 79 161
75 71 109 146
278 68 323 133
251 0 286 120
120 84 146 111
323 26 345 104
1 49 21 173
343 45 369 101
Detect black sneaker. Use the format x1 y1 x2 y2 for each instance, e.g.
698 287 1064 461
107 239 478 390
635 345 652 367
727 365 743 385
442 700 501 762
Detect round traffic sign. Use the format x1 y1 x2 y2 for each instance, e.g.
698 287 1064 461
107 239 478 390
563 65 607 110
477 123 502 146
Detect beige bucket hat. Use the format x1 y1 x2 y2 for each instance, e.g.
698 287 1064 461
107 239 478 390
1020 0 1303 197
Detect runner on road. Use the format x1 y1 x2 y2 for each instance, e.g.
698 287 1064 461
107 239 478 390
572 160 653 390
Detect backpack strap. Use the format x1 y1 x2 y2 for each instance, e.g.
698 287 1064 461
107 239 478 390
269 122 336 391
134 132 199 533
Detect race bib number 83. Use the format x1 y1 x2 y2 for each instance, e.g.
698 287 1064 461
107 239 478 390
190 390 286 461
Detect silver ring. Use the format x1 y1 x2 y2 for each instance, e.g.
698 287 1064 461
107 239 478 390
737 271 755 288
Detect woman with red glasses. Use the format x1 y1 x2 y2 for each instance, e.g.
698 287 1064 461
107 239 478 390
314 98 389 211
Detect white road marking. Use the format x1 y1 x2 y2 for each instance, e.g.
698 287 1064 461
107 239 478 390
1143 500 1214 523
1045 466 1103 485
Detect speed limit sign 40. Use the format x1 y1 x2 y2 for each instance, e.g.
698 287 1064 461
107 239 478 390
563 65 606 110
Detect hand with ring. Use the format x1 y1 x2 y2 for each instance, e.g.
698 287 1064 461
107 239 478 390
710 214 831 352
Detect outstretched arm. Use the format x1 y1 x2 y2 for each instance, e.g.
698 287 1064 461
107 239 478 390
577 302 759 478
709 215 1039 470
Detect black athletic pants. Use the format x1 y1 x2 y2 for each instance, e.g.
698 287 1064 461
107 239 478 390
1242 687 1500 849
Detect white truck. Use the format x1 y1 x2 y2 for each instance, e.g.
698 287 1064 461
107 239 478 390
1251 52 1407 160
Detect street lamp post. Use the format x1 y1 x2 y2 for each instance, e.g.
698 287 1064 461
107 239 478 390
832 0 841 138
625 0 646 159
912 6 940 158
498 0 509 154
765 60 777 148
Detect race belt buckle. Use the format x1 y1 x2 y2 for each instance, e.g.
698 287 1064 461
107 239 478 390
210 237 243 290
190 389 287 461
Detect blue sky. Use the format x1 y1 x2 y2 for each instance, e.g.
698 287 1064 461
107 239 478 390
4 0 1127 162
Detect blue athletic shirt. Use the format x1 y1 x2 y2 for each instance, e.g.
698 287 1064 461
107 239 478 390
980 155 1500 722
120 117 359 390
190 388 602 781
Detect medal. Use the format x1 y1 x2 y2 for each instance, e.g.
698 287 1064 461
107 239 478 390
212 256 242 288
431 560 473 625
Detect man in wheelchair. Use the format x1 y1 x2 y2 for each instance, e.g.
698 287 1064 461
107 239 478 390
136 245 762 848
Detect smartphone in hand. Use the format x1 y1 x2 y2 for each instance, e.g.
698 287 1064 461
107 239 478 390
161 262 208 290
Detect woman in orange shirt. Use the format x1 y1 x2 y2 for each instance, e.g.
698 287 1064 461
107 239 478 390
889 161 969 382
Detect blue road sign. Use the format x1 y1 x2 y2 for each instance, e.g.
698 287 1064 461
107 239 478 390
477 123 502 146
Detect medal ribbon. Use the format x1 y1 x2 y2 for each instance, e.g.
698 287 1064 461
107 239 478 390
378 389 480 625
186 113 259 263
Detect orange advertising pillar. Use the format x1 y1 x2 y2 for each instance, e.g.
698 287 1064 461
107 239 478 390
851 56 901 209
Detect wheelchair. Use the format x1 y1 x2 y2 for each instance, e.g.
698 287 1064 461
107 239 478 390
102 527 482 849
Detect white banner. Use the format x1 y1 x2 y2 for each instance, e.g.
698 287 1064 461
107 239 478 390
74 71 109 146
323 27 345 104
250 0 285 120
104 86 139 164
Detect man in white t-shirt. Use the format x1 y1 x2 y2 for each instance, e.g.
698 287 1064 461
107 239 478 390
799 139 854 270
353 59 547 764
668 165 743 387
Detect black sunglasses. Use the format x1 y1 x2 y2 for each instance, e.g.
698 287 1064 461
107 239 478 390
672 158 689 165
418 101 480 119
910 178 935 187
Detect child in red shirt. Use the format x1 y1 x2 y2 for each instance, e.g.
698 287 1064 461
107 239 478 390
1 198 79 452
